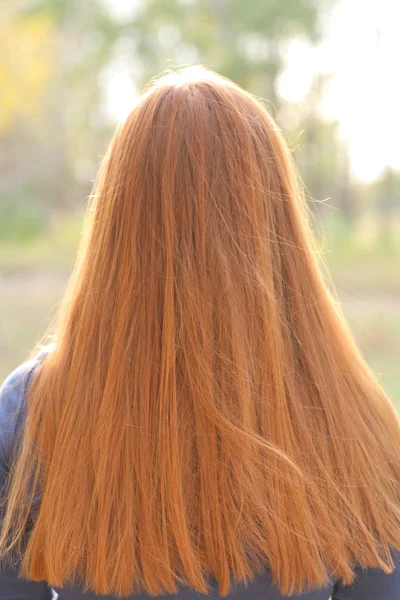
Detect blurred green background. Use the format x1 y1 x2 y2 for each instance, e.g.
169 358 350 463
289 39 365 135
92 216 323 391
1 0 399 408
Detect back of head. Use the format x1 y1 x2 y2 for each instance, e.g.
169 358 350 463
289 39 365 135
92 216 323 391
1 65 400 597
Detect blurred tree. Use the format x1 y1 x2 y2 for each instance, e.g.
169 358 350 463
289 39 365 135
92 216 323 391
0 8 55 211
110 0 341 217
0 11 54 132
375 167 400 243
119 0 326 116
1 0 341 222
0 0 120 216
18 0 122 208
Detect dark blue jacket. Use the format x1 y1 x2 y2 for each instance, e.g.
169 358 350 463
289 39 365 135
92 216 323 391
1 351 400 599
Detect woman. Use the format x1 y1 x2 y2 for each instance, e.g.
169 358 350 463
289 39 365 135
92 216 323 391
1 66 400 600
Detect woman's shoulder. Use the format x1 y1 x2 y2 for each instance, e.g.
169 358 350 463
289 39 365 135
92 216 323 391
0 345 54 473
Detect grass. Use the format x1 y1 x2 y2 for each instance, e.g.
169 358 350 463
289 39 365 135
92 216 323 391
345 310 400 410
0 278 66 378
0 215 83 275
0 214 399 410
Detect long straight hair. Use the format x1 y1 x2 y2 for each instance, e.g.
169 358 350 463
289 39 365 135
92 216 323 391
1 66 400 597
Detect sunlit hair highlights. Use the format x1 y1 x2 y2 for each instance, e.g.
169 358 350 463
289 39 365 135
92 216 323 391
1 65 400 597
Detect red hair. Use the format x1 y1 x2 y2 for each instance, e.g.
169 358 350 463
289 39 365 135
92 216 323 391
1 66 400 597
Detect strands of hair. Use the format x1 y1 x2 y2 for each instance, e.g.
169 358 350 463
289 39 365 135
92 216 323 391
1 65 400 598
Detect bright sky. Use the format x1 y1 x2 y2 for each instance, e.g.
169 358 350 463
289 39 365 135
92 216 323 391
103 0 400 184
